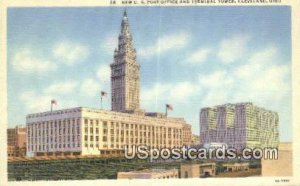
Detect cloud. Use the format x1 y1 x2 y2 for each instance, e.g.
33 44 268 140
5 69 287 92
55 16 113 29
97 64 111 81
248 46 277 64
20 77 103 113
12 48 56 74
11 41 89 75
141 83 172 102
199 70 234 89
217 34 251 64
141 45 289 127
53 41 89 65
20 90 77 113
141 81 198 109
80 78 101 96
198 70 234 106
186 48 211 64
235 46 277 79
233 46 289 105
169 82 197 101
100 32 118 54
139 32 189 58
20 90 52 112
44 81 78 95
200 46 290 108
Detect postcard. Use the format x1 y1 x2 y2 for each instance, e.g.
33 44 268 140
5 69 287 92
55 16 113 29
1 0 299 186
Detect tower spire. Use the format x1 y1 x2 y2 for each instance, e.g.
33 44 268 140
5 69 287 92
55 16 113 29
121 9 130 38
124 9 127 17
110 10 140 112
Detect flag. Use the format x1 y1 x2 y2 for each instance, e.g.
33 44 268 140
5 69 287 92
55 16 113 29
166 104 173 111
101 91 107 97
51 99 57 105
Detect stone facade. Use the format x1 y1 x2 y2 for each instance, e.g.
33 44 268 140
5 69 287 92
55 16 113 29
180 163 216 178
223 163 249 172
117 168 178 179
7 126 27 157
111 10 140 112
26 107 191 156
200 102 279 151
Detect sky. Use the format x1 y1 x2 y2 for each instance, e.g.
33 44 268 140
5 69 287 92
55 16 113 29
7 6 291 142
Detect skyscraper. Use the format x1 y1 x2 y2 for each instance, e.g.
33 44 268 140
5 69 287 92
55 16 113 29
200 102 279 151
111 10 140 112
25 11 192 157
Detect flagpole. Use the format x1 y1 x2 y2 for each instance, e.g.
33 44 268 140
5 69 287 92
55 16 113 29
101 96 103 109
100 91 107 110
165 105 168 117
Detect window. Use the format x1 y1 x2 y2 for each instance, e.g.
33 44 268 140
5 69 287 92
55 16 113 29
103 121 107 128
184 171 189 178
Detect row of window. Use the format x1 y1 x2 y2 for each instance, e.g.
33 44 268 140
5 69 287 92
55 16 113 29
28 128 80 137
28 135 81 144
85 143 182 149
28 120 81 129
84 119 183 133
28 143 81 151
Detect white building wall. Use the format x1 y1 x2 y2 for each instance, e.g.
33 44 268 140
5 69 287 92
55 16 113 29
26 107 192 157
26 108 82 157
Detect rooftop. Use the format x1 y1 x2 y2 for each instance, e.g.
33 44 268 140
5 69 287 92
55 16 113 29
119 168 177 174
201 102 277 114
26 106 186 123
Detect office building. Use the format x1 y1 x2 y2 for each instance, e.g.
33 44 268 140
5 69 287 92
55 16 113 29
26 10 192 157
200 102 279 151
7 126 26 157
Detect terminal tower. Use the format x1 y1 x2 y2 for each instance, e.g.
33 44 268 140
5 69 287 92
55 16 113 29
110 10 141 112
